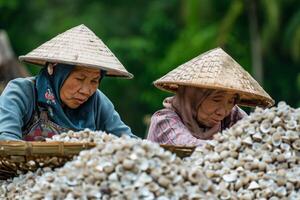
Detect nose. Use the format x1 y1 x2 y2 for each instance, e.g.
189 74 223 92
215 106 228 119
79 84 91 96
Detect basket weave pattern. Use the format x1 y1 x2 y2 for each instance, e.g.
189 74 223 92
0 141 96 179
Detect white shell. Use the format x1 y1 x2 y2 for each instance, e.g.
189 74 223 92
292 139 300 150
223 173 237 182
242 136 253 145
272 132 282 146
248 181 260 190
260 119 272 133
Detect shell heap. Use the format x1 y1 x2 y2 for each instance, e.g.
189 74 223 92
2 135 216 200
46 129 118 143
187 101 300 199
1 101 299 200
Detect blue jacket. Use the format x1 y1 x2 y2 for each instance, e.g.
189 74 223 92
0 77 135 140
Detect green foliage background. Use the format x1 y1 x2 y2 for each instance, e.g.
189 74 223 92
1 0 299 138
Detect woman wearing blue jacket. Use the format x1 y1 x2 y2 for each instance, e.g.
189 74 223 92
0 24 136 141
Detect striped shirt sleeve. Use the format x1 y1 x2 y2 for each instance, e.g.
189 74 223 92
147 108 207 146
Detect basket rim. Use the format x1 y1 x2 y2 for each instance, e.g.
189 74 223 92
0 141 96 156
0 141 196 156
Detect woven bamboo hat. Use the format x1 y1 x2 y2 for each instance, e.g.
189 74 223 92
19 24 133 78
154 48 274 108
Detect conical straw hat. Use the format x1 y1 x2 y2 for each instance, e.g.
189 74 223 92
154 48 274 108
19 24 133 78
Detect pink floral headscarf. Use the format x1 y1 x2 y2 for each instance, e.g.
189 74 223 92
164 86 223 139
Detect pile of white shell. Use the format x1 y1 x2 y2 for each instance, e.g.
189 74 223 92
2 135 217 200
46 129 118 143
187 102 300 199
2 101 299 200
1 168 52 199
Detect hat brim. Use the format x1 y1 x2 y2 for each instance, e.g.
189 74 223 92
19 56 134 79
154 81 275 108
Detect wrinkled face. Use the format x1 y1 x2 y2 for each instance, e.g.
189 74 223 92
197 91 237 127
60 66 101 109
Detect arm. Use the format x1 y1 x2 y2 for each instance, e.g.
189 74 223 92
95 90 138 138
147 109 206 146
0 78 35 140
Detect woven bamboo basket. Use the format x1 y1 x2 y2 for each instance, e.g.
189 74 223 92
0 141 195 179
0 141 96 179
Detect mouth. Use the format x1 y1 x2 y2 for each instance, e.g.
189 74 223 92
74 98 86 104
210 118 221 124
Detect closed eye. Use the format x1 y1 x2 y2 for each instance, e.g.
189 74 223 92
213 99 221 103
91 80 99 84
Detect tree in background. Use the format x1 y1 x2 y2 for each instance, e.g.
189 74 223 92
0 0 299 137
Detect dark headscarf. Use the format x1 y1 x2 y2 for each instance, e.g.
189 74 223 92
35 64 100 130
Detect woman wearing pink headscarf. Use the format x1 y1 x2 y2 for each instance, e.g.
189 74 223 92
147 48 274 146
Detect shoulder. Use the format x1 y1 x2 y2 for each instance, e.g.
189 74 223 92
150 108 184 131
148 108 190 145
0 77 36 123
7 77 35 86
152 108 181 120
93 90 116 118
95 90 111 102
2 77 35 96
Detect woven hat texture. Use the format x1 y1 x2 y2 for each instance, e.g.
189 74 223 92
19 24 133 78
154 48 274 107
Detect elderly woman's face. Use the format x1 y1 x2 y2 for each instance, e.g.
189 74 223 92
60 66 101 109
197 91 236 127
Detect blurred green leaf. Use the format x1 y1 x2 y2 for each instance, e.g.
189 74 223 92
1 0 300 137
